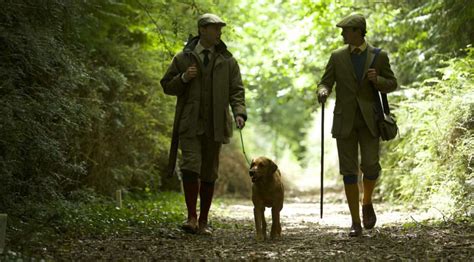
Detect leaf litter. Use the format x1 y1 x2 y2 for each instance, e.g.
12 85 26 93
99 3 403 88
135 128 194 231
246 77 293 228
3 195 473 260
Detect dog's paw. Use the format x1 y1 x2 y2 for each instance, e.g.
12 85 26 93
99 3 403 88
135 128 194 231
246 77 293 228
270 233 282 240
270 230 282 240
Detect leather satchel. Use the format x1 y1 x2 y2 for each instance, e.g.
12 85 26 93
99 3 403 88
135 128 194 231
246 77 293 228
377 109 398 141
370 48 398 141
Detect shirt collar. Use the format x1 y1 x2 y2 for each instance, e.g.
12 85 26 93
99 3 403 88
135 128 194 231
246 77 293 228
195 40 215 54
350 41 367 53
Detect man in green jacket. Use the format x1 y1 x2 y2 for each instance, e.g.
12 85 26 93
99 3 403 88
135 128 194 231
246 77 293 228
161 13 247 235
317 14 397 237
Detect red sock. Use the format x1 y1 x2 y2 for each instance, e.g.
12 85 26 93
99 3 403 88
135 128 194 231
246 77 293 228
182 172 199 220
199 181 215 224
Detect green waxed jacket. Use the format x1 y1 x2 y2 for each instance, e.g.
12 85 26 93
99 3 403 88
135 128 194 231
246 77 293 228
160 36 247 144
318 44 398 138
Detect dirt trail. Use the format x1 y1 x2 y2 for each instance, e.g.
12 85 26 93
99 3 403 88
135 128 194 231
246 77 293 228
31 193 473 261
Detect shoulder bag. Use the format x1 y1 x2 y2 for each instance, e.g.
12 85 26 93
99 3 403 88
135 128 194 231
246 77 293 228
370 48 398 141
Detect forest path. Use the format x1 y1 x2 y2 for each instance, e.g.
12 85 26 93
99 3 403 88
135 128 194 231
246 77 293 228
45 192 473 260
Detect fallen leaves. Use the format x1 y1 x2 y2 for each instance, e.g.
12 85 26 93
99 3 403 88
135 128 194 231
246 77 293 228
2 198 473 260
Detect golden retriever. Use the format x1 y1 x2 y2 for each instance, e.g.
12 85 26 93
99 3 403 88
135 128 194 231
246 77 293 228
249 156 284 241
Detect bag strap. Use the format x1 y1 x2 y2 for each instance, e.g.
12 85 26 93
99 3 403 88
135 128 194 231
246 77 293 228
370 48 391 116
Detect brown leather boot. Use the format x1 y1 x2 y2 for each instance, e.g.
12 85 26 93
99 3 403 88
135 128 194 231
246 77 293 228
362 203 377 229
349 223 362 237
182 217 198 234
198 221 213 236
198 181 215 235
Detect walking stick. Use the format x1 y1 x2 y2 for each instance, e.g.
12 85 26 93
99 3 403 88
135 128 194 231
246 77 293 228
320 102 324 219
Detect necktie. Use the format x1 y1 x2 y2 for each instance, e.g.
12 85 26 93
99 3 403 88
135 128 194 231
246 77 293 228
202 49 210 66
352 47 362 55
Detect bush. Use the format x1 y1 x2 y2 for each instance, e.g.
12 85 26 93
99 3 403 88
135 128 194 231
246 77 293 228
0 0 178 213
379 47 474 216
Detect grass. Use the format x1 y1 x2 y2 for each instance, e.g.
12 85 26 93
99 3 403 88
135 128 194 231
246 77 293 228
55 191 186 237
4 190 248 253
4 190 186 256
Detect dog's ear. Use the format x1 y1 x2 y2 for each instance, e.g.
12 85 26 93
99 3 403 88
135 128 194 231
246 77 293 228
268 159 278 175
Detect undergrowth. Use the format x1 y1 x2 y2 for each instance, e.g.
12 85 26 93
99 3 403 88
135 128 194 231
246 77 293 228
4 191 185 257
380 47 474 216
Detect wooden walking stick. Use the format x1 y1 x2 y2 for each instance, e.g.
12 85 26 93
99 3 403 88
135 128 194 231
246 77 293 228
320 102 324 219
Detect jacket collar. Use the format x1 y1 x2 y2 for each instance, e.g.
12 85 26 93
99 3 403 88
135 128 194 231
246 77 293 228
350 41 368 53
183 35 232 58
364 43 376 78
195 41 215 55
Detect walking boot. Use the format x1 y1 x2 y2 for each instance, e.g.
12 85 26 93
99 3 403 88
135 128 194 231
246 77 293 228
349 223 362 237
362 203 377 229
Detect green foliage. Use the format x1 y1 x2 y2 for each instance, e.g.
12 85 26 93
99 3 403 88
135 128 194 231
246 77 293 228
0 0 180 214
0 0 89 210
372 0 474 84
55 191 184 237
230 0 334 160
379 47 474 215
67 0 179 194
5 191 185 252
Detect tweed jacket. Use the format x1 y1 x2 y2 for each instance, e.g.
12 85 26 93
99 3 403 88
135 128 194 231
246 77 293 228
318 43 397 138
161 36 247 144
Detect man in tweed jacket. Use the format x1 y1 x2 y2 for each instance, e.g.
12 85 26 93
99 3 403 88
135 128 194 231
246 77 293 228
317 14 397 237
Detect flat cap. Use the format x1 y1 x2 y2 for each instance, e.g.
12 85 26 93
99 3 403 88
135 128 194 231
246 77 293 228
198 13 226 27
336 14 366 30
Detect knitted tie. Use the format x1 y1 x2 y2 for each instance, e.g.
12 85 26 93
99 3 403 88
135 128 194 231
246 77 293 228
202 49 210 66
352 47 362 55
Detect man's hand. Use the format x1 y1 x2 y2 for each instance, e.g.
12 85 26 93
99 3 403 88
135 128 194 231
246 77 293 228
317 89 329 104
367 68 378 84
183 63 198 82
235 115 245 129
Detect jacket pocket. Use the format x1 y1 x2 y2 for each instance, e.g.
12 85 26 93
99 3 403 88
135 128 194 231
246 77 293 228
331 108 343 136
178 103 194 134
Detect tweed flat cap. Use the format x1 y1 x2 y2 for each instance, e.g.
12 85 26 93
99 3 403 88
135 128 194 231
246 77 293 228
336 14 366 30
198 13 226 27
